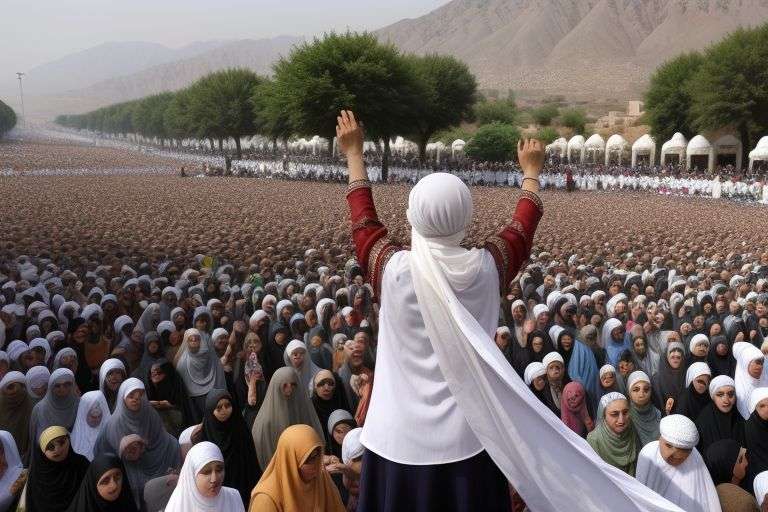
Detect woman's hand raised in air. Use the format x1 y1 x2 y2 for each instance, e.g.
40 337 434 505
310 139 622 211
517 138 545 178
336 110 364 158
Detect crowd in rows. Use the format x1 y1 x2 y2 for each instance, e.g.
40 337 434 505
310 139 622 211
1 238 768 510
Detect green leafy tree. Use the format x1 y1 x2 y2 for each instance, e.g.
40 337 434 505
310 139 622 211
465 122 520 162
561 108 587 135
688 25 768 162
269 31 420 179
188 69 263 158
164 89 194 144
132 92 174 145
644 52 703 143
474 97 517 125
252 79 294 152
531 104 559 126
0 100 16 137
534 126 559 144
405 53 477 164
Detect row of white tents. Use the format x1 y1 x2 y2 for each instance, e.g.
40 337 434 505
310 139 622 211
546 133 768 171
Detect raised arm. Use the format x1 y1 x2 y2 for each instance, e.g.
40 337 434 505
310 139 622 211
484 138 545 292
337 110 399 298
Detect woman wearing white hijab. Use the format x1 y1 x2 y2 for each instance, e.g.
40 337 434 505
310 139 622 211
0 430 23 511
283 339 321 396
70 390 111 460
337 111 681 512
164 441 244 512
635 415 722 512
733 342 767 419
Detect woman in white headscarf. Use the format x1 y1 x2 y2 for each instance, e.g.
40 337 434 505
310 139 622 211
733 342 768 420
70 390 111 460
337 110 681 512
164 441 244 512
283 339 321 396
635 414 722 512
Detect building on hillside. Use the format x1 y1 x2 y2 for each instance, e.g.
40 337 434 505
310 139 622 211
596 101 645 130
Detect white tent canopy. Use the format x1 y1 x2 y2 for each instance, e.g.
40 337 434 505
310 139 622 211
583 134 605 164
661 132 688 166
686 135 714 172
605 134 628 166
713 134 743 171
451 139 466 157
631 134 656 167
749 136 768 171
567 135 585 164
546 137 568 158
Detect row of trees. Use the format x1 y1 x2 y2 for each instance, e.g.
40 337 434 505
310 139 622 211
644 22 768 160
0 100 16 138
57 32 482 177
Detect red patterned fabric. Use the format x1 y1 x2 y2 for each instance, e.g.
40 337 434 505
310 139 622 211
346 185 542 297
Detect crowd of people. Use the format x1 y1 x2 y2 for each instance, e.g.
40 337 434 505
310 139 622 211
0 188 767 510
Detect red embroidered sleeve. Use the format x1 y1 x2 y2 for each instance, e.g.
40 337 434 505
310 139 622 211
346 182 401 299
484 190 543 293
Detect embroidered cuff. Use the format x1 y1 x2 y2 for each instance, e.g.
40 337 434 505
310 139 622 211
347 179 372 195
519 190 544 214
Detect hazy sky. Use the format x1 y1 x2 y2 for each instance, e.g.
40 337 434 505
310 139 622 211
1 0 449 72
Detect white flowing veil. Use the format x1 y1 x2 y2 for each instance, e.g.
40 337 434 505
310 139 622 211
406 175 683 511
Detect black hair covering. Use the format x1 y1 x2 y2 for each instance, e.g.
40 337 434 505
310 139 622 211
66 454 138 512
200 388 261 506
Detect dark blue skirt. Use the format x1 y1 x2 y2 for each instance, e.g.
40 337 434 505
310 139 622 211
357 449 511 512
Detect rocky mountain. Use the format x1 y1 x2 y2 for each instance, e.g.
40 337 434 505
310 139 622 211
376 0 768 98
10 40 231 96
68 35 303 105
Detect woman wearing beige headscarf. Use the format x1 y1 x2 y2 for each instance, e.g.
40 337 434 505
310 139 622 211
250 424 344 512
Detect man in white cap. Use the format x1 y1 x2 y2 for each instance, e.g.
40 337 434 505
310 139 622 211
636 414 722 512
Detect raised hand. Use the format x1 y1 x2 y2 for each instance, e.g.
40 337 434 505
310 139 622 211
336 110 364 158
517 138 545 177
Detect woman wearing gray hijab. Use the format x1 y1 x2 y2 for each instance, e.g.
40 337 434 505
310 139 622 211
175 328 226 423
135 303 161 336
251 366 323 470
28 367 80 443
93 378 180 492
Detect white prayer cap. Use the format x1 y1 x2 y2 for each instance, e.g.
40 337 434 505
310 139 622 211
689 334 709 353
510 300 526 312
627 371 650 390
659 414 699 449
754 471 768 506
250 310 268 324
341 306 354 317
708 375 735 398
524 362 546 385
0 370 25 389
749 387 768 414
599 392 627 415
341 427 364 465
599 364 616 378
157 321 174 337
591 290 606 302
496 326 511 336
532 304 548 320
211 328 228 341
685 362 711 388
542 351 564 369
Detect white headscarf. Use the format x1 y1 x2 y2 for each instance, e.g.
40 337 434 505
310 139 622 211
25 365 50 398
733 342 767 419
98 358 126 395
283 339 321 396
341 427 364 465
754 470 768 506
398 173 681 511
164 441 244 512
70 390 111 461
684 362 711 388
636 415 720 512
600 318 623 349
0 430 23 511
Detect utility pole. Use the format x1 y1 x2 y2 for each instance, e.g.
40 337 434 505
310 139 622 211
16 72 26 128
